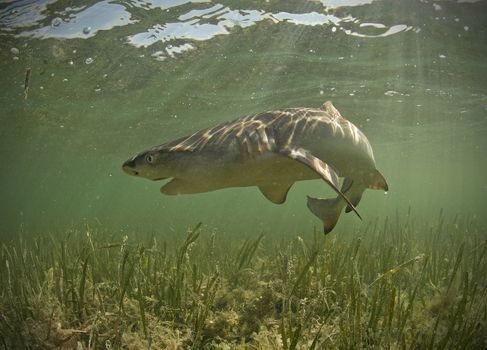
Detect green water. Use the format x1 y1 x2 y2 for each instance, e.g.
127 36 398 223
0 0 486 235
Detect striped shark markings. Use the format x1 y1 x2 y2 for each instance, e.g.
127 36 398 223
123 101 388 233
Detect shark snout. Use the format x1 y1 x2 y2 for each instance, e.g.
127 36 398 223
122 158 139 176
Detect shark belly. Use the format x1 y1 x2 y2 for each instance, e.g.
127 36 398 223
160 151 318 195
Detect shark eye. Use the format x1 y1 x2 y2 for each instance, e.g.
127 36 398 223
146 154 154 164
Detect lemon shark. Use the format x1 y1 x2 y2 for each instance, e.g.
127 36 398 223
123 101 388 233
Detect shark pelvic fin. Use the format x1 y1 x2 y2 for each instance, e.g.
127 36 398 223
345 192 364 213
307 196 343 234
280 147 361 220
259 182 294 204
340 178 365 214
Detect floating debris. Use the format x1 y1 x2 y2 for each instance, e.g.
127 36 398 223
85 57 94 64
384 90 400 96
24 68 31 100
83 26 91 35
10 47 19 55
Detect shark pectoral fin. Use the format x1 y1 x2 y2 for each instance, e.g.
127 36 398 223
368 169 389 191
280 147 361 220
160 178 185 195
307 196 343 234
259 182 294 204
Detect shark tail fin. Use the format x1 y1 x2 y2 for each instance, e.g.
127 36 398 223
307 196 343 234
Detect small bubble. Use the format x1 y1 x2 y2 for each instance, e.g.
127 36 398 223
40 86 44 90
72 49 77 54
51 17 62 27
384 191 388 195
83 26 91 35
439 54 446 59
464 26 469 31
10 47 19 55
320 90 324 95
331 26 337 32
85 57 94 64
12 56 19 61
63 78 68 82
68 60 74 65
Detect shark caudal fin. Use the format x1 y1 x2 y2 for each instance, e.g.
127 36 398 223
307 196 344 234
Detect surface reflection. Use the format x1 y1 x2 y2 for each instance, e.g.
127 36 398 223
1 0 414 61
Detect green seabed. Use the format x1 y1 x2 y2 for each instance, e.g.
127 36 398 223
1 213 486 349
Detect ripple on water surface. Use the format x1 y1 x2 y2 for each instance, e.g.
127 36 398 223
1 0 416 62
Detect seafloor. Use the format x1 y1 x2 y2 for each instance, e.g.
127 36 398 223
1 212 486 349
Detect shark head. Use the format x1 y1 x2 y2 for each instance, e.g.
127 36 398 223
122 148 171 181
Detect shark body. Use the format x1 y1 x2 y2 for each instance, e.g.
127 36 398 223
123 101 388 233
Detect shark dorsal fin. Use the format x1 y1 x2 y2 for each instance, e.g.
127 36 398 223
321 101 342 118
